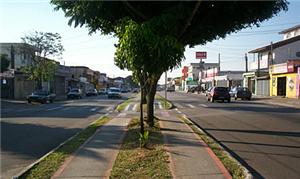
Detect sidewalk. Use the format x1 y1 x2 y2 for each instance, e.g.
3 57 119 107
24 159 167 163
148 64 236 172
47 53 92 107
252 96 300 109
52 114 131 178
158 110 231 179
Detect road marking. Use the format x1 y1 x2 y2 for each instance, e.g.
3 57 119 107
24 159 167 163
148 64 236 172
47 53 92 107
133 103 138 111
106 107 113 111
124 103 131 111
47 106 63 111
160 111 170 117
90 107 98 111
62 107 72 111
117 113 127 117
186 104 195 108
175 103 184 108
199 104 208 108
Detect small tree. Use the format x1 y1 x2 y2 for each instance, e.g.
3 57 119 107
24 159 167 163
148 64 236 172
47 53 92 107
0 54 10 72
21 31 64 89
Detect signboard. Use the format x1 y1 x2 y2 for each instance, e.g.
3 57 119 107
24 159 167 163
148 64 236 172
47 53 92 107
206 67 218 78
196 52 207 59
272 63 287 74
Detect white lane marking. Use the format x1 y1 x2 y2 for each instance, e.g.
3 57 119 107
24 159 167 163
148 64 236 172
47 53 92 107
124 103 131 111
199 104 208 108
186 104 195 108
175 103 184 108
117 113 127 117
62 107 72 111
177 111 182 114
106 107 113 111
47 106 63 111
90 107 98 111
133 104 138 111
158 102 163 109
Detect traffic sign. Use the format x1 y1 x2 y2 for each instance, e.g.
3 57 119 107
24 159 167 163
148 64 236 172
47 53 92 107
196 51 207 59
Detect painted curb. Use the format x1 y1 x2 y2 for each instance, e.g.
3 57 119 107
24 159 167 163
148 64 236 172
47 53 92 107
180 113 253 179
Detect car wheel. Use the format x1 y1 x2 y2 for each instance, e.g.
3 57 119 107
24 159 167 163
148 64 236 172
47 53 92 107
50 99 53 103
210 97 214 103
227 99 231 103
234 96 237 100
28 100 31 103
248 97 251 101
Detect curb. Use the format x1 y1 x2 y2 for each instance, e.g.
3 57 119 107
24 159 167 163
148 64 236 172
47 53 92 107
253 100 300 109
180 113 253 179
13 110 115 178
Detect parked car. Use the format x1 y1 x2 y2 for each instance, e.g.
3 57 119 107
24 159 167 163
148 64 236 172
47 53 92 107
108 87 121 98
207 87 231 103
229 87 252 100
167 86 175 92
67 88 83 99
205 87 213 96
27 91 56 104
121 88 128 93
86 89 98 96
132 88 140 93
98 88 107 95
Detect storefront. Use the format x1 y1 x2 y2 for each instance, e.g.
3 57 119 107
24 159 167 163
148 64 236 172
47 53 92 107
270 60 300 98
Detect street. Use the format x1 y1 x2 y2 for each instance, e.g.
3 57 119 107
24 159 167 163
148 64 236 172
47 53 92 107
161 91 300 179
0 93 131 179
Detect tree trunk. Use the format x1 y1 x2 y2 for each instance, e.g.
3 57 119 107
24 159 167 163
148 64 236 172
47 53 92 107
146 76 159 127
140 84 144 134
141 87 147 104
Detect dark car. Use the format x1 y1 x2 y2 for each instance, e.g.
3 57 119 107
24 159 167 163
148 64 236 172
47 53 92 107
229 87 252 100
86 89 98 96
207 87 231 103
27 91 56 104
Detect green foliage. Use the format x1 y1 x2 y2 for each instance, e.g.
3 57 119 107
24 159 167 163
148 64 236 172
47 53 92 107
139 130 149 148
21 59 57 82
0 54 10 72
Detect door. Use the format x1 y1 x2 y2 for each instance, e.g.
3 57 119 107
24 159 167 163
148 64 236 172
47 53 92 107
277 77 286 96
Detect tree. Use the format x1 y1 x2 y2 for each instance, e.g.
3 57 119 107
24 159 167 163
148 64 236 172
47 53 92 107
52 1 288 128
21 31 64 89
1 54 10 72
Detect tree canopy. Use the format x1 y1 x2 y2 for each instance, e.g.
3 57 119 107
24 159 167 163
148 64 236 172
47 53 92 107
52 0 288 128
1 54 10 73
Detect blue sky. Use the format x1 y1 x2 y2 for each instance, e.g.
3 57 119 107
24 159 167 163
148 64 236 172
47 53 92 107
1 0 300 82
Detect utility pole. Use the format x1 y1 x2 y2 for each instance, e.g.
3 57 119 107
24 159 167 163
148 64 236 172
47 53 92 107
218 53 221 72
245 53 248 72
165 71 167 108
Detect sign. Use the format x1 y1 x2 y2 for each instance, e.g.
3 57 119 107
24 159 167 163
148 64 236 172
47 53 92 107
196 52 207 59
272 63 288 74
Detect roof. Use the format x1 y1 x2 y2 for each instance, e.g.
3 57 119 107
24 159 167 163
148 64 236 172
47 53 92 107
248 35 300 53
279 24 300 34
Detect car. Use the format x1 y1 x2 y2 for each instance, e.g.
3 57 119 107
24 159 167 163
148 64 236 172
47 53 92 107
167 86 175 92
107 87 121 98
205 87 213 96
132 88 140 93
27 91 56 104
229 87 252 100
86 89 98 96
121 88 128 93
207 87 231 103
98 88 107 95
67 88 83 99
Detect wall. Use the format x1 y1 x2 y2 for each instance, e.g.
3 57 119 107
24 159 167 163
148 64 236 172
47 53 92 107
270 73 297 98
273 40 300 64
14 75 35 99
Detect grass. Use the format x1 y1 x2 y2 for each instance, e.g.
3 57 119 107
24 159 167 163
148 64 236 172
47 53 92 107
116 98 132 112
20 116 111 179
179 116 246 179
155 95 172 110
110 118 172 179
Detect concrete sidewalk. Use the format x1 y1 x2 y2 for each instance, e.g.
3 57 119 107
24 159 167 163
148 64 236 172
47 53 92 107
252 96 300 109
158 110 231 179
52 114 131 179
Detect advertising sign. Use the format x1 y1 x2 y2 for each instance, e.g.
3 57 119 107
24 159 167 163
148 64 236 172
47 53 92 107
272 63 288 74
196 52 207 59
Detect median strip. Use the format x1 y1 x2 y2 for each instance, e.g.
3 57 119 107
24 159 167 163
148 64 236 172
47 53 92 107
16 115 111 179
110 118 172 178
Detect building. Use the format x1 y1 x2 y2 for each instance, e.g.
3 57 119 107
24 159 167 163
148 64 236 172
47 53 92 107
70 66 95 93
246 24 300 97
0 43 36 99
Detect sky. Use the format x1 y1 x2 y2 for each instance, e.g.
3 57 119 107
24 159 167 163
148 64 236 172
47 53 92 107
1 0 300 83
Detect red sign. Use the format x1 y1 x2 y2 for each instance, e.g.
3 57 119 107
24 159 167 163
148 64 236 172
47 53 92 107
196 52 207 59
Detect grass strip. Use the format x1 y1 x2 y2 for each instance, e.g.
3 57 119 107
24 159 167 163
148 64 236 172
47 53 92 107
20 116 111 179
110 118 172 179
156 95 172 110
178 115 246 179
116 98 132 112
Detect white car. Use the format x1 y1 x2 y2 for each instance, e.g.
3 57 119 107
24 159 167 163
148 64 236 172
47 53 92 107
67 88 83 99
107 87 121 98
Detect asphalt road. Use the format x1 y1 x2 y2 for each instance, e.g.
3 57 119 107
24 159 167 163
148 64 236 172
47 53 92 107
0 93 133 179
161 91 300 179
